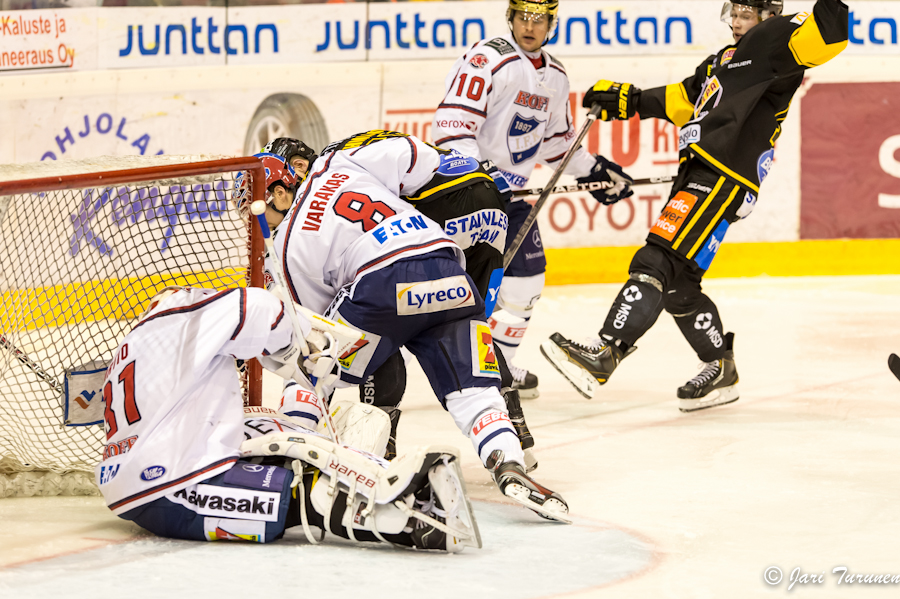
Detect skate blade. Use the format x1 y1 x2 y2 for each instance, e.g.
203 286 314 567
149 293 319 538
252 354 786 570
679 385 740 413
540 341 596 399
504 483 572 524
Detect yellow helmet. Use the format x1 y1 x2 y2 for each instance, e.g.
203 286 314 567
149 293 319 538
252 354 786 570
507 0 560 46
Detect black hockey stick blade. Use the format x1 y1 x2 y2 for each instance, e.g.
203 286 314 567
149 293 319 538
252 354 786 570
889 353 900 382
510 174 676 198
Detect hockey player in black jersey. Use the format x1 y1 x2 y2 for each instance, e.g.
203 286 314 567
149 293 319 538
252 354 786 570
542 0 848 411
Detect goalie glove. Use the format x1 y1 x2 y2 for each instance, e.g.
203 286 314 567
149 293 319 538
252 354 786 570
582 80 641 121
576 155 635 205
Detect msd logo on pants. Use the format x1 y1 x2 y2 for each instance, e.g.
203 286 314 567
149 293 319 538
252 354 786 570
396 276 475 315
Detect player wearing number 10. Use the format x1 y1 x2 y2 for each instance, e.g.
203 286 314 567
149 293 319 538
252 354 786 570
432 0 633 401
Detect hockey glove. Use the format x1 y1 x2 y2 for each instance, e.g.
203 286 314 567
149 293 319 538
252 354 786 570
582 80 641 121
576 155 634 205
479 159 513 204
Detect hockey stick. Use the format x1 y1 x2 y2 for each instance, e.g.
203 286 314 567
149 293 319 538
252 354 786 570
249 202 340 444
510 174 676 198
0 334 63 395
890 353 900 382
503 104 602 270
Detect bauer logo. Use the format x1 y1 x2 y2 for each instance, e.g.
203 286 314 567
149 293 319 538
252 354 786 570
470 321 501 378
140 465 166 481
396 276 475 316
650 191 697 241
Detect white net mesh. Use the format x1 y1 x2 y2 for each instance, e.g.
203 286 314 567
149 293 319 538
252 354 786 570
0 157 259 496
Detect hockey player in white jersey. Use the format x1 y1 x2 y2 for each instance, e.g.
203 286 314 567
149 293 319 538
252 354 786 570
431 0 634 399
96 285 482 550
266 143 570 523
263 131 537 466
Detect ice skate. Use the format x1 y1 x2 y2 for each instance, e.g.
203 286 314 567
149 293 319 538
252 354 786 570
409 456 482 552
486 450 570 524
678 333 739 412
540 332 627 399
509 364 540 399
503 388 537 472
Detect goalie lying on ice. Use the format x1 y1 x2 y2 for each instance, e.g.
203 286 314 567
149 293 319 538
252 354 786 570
95 286 480 550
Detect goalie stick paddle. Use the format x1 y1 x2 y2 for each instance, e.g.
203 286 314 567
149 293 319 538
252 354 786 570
510 174 676 198
890 354 900 382
503 104 603 270
251 205 341 444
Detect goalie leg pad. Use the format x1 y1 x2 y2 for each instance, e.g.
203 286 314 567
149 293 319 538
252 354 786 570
321 399 391 457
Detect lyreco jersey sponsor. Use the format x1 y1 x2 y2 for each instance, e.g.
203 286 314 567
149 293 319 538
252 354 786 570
168 483 281 522
431 33 596 190
396 275 475 316
277 151 463 315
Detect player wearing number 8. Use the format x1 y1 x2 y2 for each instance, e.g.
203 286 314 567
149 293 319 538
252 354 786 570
265 141 570 523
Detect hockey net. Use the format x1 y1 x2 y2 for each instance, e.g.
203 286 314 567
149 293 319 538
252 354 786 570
0 156 266 497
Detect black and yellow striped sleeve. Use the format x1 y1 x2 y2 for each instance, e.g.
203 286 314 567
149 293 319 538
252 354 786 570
788 0 849 67
637 56 712 127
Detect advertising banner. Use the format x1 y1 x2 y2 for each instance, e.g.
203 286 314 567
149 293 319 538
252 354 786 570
4 2 900 76
800 82 900 239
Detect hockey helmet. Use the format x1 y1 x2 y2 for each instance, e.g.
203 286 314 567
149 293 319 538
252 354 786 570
232 153 300 221
506 0 560 46
720 0 784 25
262 137 318 176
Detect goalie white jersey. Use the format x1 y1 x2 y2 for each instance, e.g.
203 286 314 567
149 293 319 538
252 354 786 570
95 287 295 515
431 33 595 190
273 149 464 314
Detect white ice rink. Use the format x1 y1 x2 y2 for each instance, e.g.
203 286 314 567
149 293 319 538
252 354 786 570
2 274 900 598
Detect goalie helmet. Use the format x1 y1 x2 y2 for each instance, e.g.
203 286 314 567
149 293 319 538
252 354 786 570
262 137 318 175
232 153 300 221
720 0 784 25
506 0 559 46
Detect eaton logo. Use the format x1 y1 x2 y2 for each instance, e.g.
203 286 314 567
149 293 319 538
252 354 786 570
118 18 278 57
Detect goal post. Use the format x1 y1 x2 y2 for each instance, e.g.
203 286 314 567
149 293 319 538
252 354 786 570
0 156 267 497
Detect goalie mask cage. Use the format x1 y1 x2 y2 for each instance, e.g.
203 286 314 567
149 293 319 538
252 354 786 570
0 156 266 497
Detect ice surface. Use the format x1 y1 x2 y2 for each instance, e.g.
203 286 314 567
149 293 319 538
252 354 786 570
2 275 899 598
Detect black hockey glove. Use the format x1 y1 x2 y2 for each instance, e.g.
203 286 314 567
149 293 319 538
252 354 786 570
576 155 634 205
582 80 641 121
479 159 513 204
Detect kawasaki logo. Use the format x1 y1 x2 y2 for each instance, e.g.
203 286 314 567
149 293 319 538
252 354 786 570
172 484 281 522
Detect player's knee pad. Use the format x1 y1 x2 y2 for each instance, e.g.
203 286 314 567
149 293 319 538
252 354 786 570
323 399 391 458
359 350 406 410
662 282 705 317
628 244 680 287
496 273 544 318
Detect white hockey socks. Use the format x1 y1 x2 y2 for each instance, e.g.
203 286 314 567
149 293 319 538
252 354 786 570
445 387 525 468
489 273 544 363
